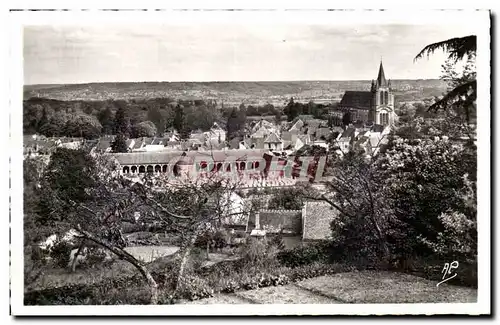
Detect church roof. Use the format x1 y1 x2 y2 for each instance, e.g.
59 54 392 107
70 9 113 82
339 91 372 110
376 61 388 87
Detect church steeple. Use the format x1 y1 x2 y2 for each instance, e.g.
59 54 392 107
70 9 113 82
376 60 388 87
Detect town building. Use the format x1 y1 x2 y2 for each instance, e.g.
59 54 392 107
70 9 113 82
339 61 397 126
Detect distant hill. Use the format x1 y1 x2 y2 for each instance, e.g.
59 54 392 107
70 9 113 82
24 80 448 105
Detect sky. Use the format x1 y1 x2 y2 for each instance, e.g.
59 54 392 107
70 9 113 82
24 24 478 85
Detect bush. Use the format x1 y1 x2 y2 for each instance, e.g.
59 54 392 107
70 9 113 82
277 242 331 268
49 241 73 268
177 275 214 300
79 247 108 269
239 237 268 265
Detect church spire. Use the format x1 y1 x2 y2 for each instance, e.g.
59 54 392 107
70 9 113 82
376 60 388 87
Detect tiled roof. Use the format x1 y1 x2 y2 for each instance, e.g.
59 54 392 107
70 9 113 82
289 119 304 132
302 201 339 241
340 91 373 110
316 128 331 139
281 131 292 141
339 127 356 139
264 132 282 143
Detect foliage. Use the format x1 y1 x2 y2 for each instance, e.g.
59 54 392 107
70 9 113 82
173 104 190 140
378 137 477 259
131 121 157 138
113 106 130 136
415 35 476 122
226 107 246 140
239 237 269 265
38 148 98 223
98 107 114 135
268 187 304 210
49 240 74 268
147 106 167 136
23 97 221 138
277 243 332 268
64 114 103 139
414 35 476 63
111 133 129 153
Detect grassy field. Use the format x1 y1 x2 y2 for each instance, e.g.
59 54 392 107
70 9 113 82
183 271 477 304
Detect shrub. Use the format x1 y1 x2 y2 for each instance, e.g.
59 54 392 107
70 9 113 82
49 241 73 268
176 275 214 300
79 247 108 269
277 243 331 268
239 237 268 265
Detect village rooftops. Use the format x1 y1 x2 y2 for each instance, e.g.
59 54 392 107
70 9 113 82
109 149 269 166
339 127 356 140
264 132 282 144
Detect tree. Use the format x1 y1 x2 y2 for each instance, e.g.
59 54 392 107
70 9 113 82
173 104 190 140
111 133 129 153
65 114 103 139
302 149 392 264
114 106 130 136
226 107 246 140
284 97 301 122
138 173 244 302
376 136 477 260
131 121 157 138
414 35 476 122
268 188 304 210
35 150 162 303
98 107 114 135
147 106 166 136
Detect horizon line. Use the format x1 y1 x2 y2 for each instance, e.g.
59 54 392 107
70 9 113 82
24 78 442 87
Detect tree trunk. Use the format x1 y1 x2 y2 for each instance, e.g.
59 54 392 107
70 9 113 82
368 214 391 263
172 227 201 299
71 240 86 272
76 227 159 304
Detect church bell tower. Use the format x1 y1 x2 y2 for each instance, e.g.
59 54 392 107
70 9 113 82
371 60 395 126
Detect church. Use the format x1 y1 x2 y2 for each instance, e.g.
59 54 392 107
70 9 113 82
338 61 397 126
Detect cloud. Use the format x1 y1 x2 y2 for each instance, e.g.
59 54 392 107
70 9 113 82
23 23 480 84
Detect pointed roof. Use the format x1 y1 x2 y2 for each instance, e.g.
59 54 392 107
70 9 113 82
376 61 388 87
264 132 282 143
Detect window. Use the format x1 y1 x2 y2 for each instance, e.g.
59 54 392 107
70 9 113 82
380 113 389 126
384 91 389 105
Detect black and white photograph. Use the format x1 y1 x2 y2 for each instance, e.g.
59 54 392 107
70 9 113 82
8 8 491 316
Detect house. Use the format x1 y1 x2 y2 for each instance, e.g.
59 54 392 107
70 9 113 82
243 201 339 245
264 132 283 151
336 127 357 152
208 122 226 143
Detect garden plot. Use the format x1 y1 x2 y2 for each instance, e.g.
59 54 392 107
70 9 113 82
235 284 340 304
295 271 478 304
